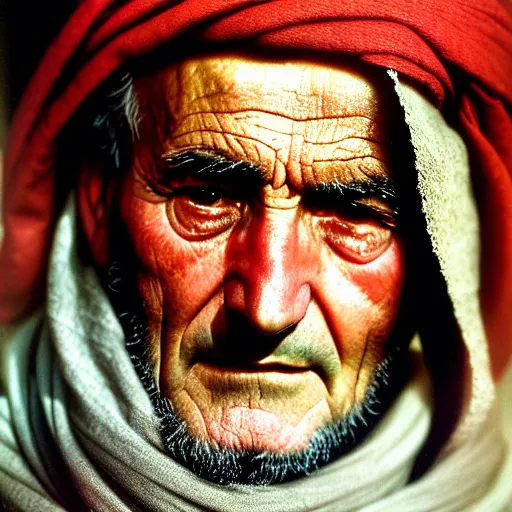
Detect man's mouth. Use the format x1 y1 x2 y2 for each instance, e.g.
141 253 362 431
197 357 311 373
176 360 334 453
193 359 321 394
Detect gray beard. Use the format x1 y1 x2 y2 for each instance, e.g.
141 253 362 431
107 255 408 486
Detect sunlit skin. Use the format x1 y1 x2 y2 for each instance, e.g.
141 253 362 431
109 56 406 453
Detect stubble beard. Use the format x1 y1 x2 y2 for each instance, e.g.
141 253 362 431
106 247 409 486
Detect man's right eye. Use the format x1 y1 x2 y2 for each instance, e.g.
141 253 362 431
167 186 244 241
183 186 225 206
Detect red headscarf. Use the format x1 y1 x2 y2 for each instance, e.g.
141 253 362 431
2 0 512 378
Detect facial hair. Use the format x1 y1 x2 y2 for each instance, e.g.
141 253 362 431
106 233 409 486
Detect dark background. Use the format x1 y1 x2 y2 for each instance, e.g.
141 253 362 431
1 0 77 145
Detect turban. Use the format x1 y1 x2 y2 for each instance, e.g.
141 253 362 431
1 0 512 385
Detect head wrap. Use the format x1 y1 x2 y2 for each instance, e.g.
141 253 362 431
1 0 512 383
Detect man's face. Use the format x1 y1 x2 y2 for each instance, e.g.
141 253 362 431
115 55 406 456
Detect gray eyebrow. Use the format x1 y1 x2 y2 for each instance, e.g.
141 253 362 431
314 179 398 205
161 149 263 185
310 179 400 227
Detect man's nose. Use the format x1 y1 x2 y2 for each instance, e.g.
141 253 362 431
224 207 314 335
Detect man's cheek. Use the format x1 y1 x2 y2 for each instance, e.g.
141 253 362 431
346 238 406 309
316 240 404 335
122 196 229 312
138 276 163 322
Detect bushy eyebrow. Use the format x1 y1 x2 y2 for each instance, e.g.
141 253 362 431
310 179 400 226
161 149 263 187
313 179 399 209
161 149 399 211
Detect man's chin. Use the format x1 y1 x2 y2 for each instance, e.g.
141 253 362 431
154 359 407 486
156 391 385 486
179 403 333 454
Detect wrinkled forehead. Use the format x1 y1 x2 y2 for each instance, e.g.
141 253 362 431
160 56 381 115
133 55 400 189
136 55 393 123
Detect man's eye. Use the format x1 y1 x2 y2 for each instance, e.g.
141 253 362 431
167 186 243 241
319 218 393 263
307 197 396 226
307 196 397 262
184 187 225 206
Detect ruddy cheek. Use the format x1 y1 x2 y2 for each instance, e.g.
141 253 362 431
124 201 166 262
348 239 406 307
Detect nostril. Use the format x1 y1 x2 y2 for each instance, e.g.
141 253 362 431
213 309 296 363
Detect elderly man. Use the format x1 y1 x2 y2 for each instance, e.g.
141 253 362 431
1 1 512 511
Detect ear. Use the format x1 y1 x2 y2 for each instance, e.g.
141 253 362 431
76 162 114 268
